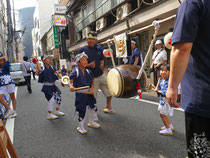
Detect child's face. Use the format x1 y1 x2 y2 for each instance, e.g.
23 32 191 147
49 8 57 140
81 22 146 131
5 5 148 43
160 66 169 80
0 58 5 67
78 56 88 68
43 57 51 65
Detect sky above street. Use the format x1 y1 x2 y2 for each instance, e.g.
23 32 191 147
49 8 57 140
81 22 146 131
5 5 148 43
14 0 36 10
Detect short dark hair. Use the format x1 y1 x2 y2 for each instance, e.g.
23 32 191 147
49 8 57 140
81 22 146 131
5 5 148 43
87 31 97 37
23 56 28 61
161 63 170 71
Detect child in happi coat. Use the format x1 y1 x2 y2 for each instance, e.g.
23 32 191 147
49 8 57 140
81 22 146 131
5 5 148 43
149 64 175 136
69 52 100 134
37 55 65 120
0 52 17 119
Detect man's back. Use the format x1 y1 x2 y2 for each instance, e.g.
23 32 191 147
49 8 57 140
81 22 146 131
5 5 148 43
172 0 210 118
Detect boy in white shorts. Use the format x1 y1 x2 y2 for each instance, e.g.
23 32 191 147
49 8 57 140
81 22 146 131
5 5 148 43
0 52 17 119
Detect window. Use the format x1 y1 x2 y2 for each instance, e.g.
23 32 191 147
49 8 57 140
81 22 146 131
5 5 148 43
95 0 111 19
83 1 94 27
102 0 111 14
10 64 21 72
113 0 125 8
75 12 83 32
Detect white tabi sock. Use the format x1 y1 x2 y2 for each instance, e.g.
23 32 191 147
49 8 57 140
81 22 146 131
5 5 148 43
78 119 85 130
89 108 98 123
48 97 55 112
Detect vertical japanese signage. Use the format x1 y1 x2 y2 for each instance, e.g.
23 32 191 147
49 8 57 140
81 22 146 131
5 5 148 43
53 26 59 49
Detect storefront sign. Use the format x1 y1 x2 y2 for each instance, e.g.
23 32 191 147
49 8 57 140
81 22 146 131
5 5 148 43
54 4 67 14
54 15 67 27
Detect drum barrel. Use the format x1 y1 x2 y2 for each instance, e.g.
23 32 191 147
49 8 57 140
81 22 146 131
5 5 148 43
107 65 147 98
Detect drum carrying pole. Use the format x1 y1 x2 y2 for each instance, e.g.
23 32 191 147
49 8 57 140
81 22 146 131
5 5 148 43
107 39 116 68
136 20 160 80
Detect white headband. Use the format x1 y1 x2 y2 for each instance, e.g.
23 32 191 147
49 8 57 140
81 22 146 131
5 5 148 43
75 52 88 62
131 40 136 44
43 55 54 60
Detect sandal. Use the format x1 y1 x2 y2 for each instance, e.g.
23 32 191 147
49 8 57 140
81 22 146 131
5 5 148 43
103 108 116 114
76 127 87 134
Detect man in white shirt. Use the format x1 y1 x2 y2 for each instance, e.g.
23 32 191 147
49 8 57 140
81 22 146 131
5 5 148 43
21 56 36 93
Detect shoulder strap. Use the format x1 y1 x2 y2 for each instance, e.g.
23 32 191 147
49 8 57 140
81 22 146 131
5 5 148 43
22 62 27 70
154 48 163 59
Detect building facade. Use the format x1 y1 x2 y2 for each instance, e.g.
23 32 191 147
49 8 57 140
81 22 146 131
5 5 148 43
66 0 180 80
0 0 7 54
32 0 59 57
19 7 35 59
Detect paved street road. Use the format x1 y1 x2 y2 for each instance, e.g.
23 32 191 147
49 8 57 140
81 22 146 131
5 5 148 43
9 79 187 158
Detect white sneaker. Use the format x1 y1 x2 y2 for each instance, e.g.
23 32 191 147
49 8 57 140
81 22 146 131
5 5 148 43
88 121 100 128
160 124 174 131
9 111 17 118
55 111 65 116
76 127 87 134
47 113 58 120
4 109 15 119
159 128 173 136
135 95 140 100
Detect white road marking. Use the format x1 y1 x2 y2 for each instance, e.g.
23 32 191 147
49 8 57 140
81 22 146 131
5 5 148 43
5 86 18 144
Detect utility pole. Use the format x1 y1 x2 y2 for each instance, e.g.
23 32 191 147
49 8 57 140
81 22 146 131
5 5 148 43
6 0 14 62
12 0 18 62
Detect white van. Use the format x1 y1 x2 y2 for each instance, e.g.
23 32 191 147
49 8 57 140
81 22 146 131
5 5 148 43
10 63 25 85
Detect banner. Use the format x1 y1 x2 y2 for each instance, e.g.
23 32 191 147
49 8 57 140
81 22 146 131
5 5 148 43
53 26 59 49
114 33 128 58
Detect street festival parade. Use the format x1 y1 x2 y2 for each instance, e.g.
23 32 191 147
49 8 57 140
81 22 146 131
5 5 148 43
0 0 210 157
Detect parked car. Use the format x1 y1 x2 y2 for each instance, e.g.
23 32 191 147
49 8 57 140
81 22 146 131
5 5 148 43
10 63 25 85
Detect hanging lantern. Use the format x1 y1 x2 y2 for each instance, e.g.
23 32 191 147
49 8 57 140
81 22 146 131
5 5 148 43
164 32 173 49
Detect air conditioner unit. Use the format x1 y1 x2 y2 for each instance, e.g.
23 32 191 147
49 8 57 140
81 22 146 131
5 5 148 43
153 0 160 3
116 3 132 21
82 27 91 39
96 17 107 31
75 33 81 41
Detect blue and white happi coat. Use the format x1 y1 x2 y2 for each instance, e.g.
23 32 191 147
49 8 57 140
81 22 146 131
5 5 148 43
70 67 97 121
38 66 61 105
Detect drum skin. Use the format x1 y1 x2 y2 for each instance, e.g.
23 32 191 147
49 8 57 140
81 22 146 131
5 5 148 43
107 65 147 98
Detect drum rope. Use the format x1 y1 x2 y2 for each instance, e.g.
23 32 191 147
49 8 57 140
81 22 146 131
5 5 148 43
136 20 160 80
